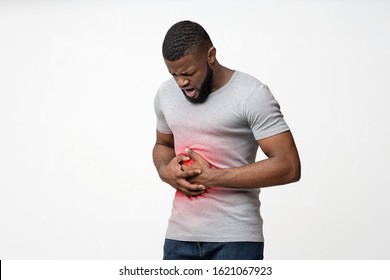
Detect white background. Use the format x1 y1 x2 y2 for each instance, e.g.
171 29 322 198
1 0 389 260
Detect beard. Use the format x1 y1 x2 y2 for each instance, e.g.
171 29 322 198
182 64 213 104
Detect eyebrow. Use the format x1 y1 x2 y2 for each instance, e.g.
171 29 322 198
170 70 193 76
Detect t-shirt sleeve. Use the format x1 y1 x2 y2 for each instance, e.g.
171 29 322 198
244 84 290 140
154 91 173 134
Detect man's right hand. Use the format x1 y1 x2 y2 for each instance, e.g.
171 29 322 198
158 154 206 197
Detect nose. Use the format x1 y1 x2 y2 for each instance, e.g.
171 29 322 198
177 76 189 87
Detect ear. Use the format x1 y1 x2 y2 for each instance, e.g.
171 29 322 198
207 47 216 64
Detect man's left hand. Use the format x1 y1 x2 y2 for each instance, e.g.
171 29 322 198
181 148 214 186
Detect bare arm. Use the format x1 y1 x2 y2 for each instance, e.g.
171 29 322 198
152 130 207 196
183 131 301 189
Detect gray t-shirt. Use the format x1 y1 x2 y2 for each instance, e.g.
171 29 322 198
154 71 289 242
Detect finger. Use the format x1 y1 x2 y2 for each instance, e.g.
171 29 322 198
176 154 190 164
176 178 206 192
178 169 202 178
185 148 198 159
185 148 206 164
180 163 196 171
178 188 206 197
175 180 206 196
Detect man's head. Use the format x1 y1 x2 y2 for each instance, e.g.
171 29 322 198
162 20 216 104
162 20 213 61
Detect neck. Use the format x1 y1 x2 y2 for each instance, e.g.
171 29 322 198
211 61 234 92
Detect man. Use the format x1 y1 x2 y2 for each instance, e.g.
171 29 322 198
153 20 301 260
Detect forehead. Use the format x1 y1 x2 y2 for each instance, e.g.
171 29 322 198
164 52 206 74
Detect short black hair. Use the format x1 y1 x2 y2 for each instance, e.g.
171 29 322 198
162 20 213 61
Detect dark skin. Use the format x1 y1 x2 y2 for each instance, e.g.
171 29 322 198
153 47 301 196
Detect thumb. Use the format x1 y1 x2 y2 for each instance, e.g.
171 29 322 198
185 148 199 159
185 148 211 168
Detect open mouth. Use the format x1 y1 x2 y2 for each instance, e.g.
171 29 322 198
183 88 196 98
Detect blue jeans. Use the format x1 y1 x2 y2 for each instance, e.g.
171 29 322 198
163 239 264 260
